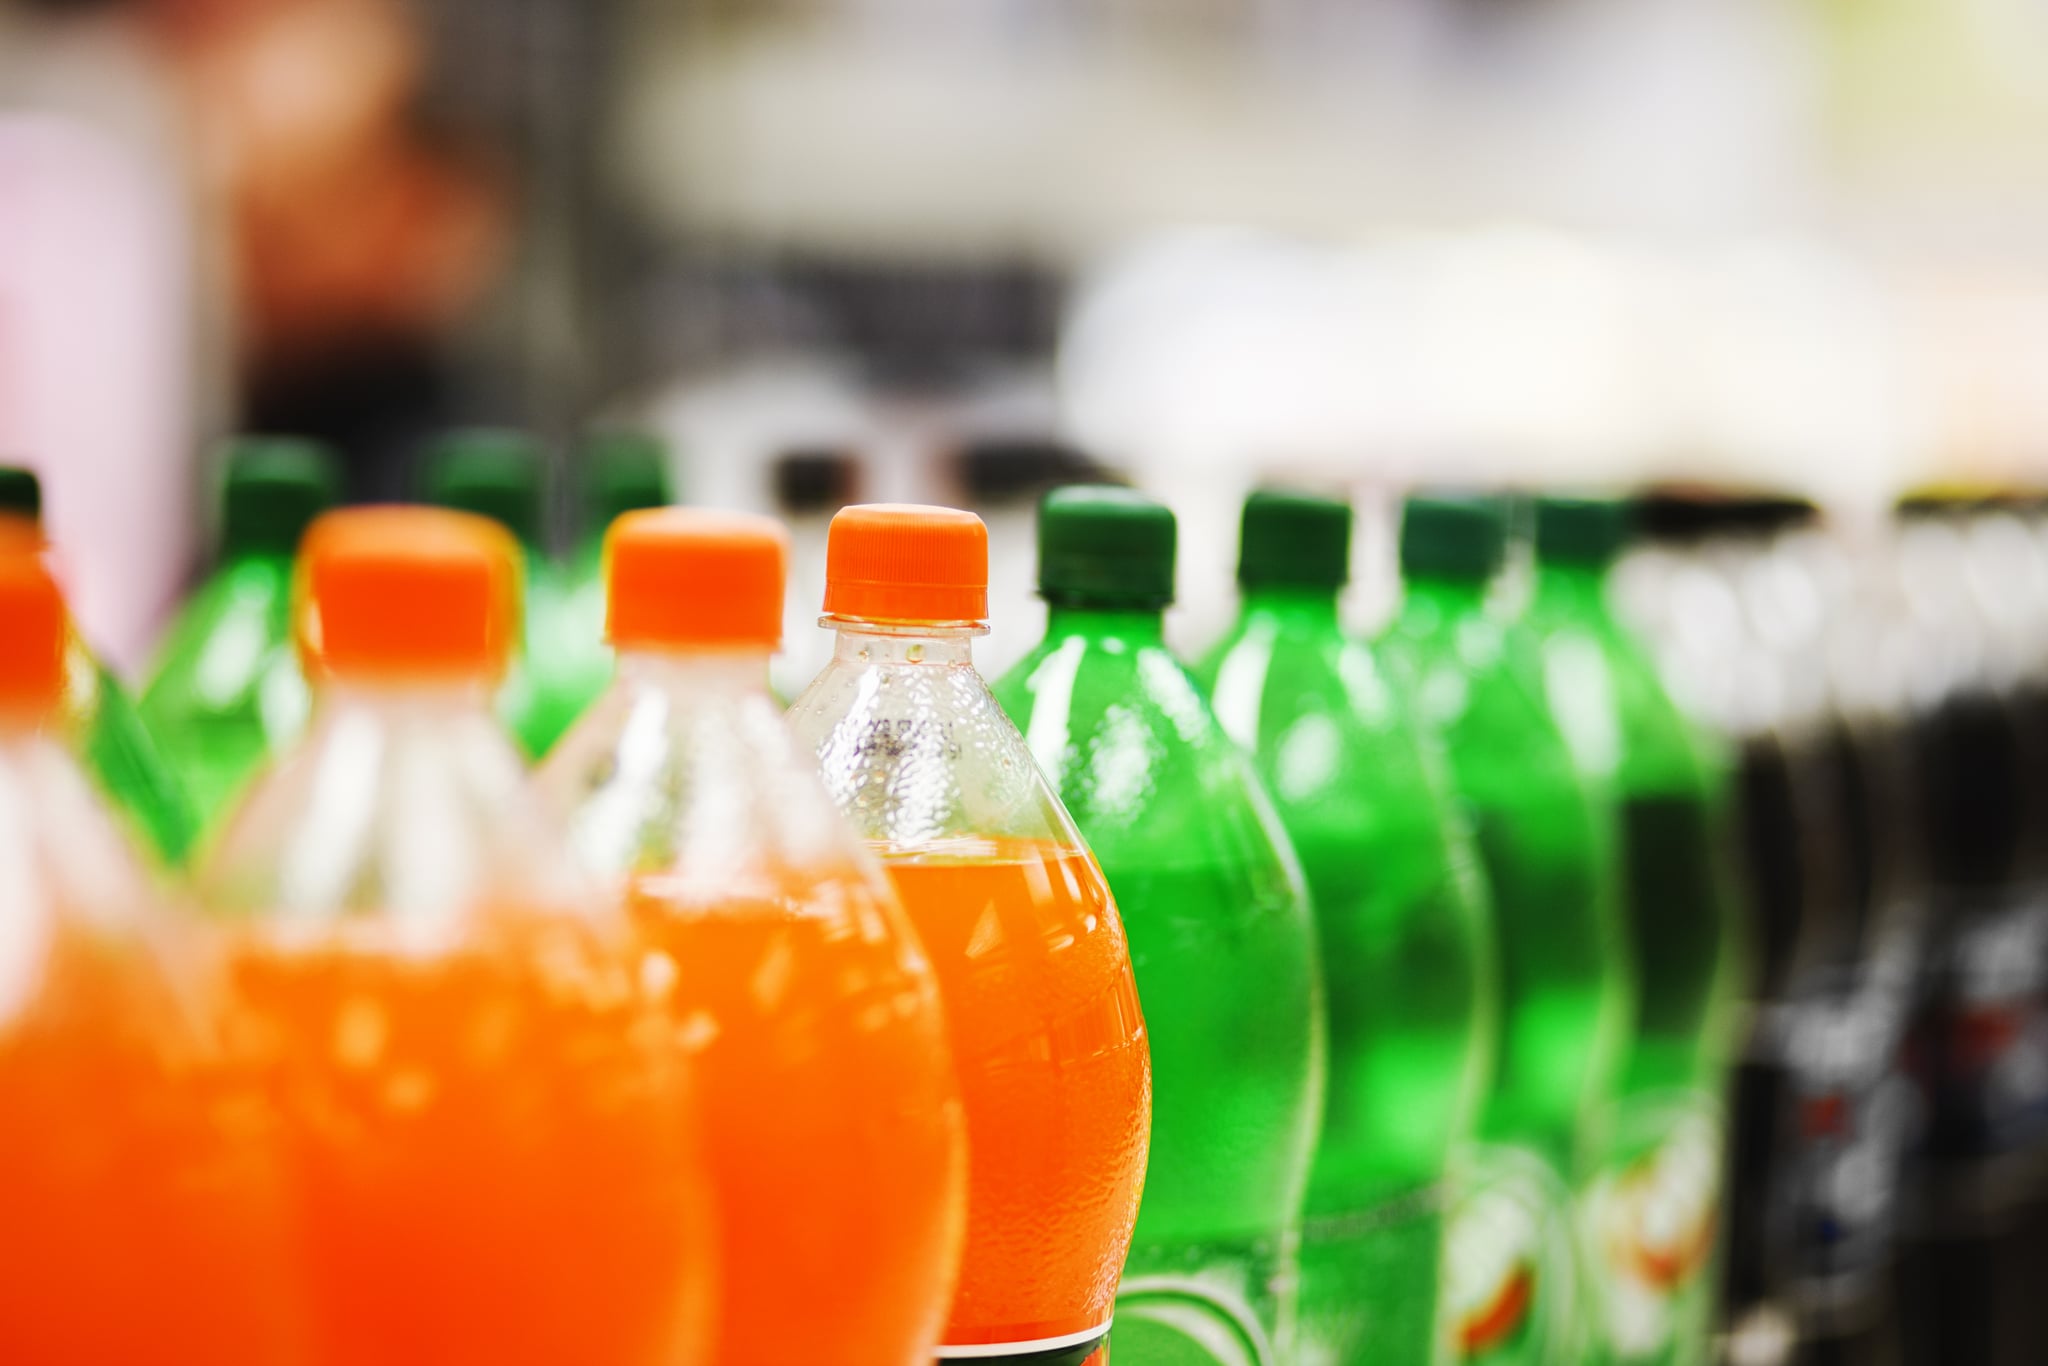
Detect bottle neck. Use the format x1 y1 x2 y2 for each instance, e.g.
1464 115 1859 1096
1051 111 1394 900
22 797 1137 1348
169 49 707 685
1042 600 1166 644
615 647 774 694
1240 584 1342 628
1532 559 1612 616
827 619 983 668
318 673 499 713
1402 572 1491 615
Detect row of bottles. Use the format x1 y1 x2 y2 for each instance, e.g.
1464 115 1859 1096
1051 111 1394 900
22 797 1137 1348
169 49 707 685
1628 489 2048 1366
2 454 1747 1365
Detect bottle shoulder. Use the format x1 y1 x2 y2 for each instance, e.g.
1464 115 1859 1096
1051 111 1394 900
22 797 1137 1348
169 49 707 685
196 698 583 945
0 734 162 935
999 633 1304 890
1522 610 1717 795
538 678 884 897
787 652 1083 853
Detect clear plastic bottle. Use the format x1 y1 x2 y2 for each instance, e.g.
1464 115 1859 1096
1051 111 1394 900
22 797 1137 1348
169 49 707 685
197 506 714 1366
0 526 305 1365
538 507 966 1365
787 503 1152 1366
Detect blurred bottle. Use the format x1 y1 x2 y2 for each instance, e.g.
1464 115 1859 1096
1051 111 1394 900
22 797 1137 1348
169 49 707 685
0 468 196 864
771 447 861 702
140 437 337 831
539 507 967 1364
555 429 673 720
994 486 1325 1365
1385 492 1627 1366
1889 494 2048 1366
0 527 305 1366
1196 490 1495 1366
422 428 583 757
788 503 1151 1366
196 507 714 1366
1522 496 1743 1366
1625 493 1917 1366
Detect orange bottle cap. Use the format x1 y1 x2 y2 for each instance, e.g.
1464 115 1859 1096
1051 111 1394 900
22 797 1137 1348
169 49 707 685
0 516 66 714
823 503 988 625
606 507 787 651
299 506 521 681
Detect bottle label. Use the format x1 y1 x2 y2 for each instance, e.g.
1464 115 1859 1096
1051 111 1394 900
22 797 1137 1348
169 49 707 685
1776 953 1916 1301
1580 1094 1724 1363
1297 1184 1445 1366
1912 889 2048 1176
1442 1144 1585 1364
935 1322 1112 1364
1116 1231 1291 1366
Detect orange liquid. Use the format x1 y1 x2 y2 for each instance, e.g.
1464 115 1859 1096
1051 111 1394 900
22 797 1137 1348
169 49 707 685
227 917 713 1366
882 841 1151 1354
0 925 305 1366
628 875 966 1365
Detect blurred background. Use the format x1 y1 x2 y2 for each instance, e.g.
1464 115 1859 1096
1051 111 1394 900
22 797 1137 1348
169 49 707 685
10 7 2048 1362
10 0 2048 668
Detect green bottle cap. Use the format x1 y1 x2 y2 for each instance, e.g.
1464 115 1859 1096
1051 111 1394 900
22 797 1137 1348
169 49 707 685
1400 493 1508 581
0 466 41 521
1534 494 1632 567
1238 490 1350 589
423 428 547 546
582 429 672 531
1037 484 1175 609
221 437 341 558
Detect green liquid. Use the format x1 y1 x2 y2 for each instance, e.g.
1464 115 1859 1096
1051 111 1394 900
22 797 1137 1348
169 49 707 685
1201 590 1494 1366
999 606 1325 1366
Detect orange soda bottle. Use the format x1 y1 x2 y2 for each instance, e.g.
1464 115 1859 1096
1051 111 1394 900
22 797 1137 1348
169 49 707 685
786 504 1152 1366
0 520 305 1366
537 506 968 1364
196 507 714 1366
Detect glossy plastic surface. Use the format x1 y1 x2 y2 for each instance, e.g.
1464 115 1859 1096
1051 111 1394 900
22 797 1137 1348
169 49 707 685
0 727 300 1364
1000 603 1325 1364
790 624 1152 1360
1200 587 1495 1366
198 681 713 1366
140 551 308 831
540 651 967 1365
1522 559 1741 1366
1387 575 1627 1365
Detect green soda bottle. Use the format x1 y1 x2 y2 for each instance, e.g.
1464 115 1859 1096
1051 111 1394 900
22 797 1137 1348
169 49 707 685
1520 497 1739 1366
1385 493 1628 1366
993 486 1326 1366
1195 490 1496 1366
140 437 336 830
422 428 578 757
0 466 197 865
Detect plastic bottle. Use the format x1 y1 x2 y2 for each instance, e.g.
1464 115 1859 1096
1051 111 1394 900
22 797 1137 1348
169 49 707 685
1385 493 1627 1366
0 527 305 1365
1521 496 1742 1366
538 507 966 1365
196 506 714 1366
140 437 337 829
0 469 196 863
421 428 584 757
1197 489 1496 1366
787 503 1152 1366
994 485 1325 1365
